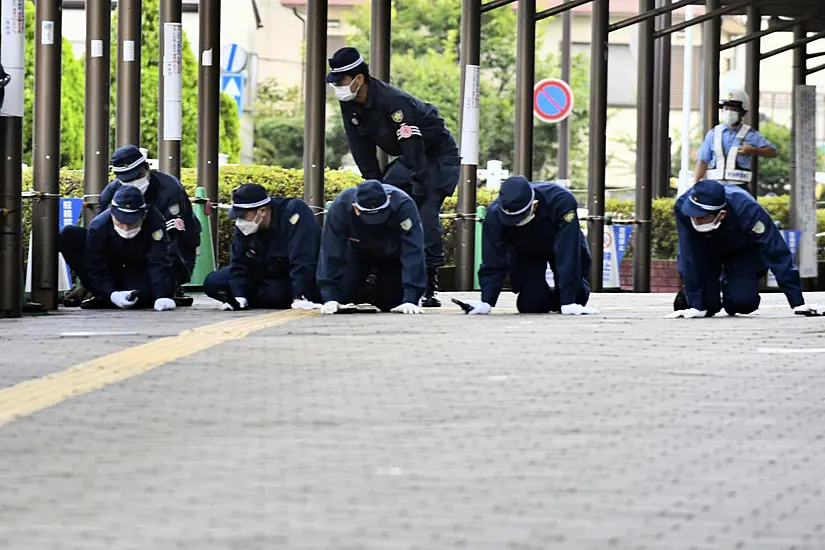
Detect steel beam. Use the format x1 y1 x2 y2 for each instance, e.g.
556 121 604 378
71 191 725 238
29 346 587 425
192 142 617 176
116 0 141 147
720 14 813 51
807 51 825 60
514 0 535 179
761 28 825 60
0 118 23 318
558 0 571 184
457 0 481 291
303 0 327 213
745 5 761 196
159 0 182 178
793 24 808 85
197 0 220 254
535 0 592 22
481 0 516 14
608 0 692 33
634 0 655 293
84 0 112 227
32 0 62 310
701 0 721 134
654 0 758 39
370 0 391 171
652 0 672 199
587 0 608 292
806 61 825 75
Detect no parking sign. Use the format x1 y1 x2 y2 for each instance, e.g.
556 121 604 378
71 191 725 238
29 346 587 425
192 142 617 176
533 78 574 123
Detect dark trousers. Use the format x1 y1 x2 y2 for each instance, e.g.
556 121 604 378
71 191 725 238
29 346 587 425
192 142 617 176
338 249 404 312
59 225 191 291
203 266 316 309
383 158 460 270
510 257 590 314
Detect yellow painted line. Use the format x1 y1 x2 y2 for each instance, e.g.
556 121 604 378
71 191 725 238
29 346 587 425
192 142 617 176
0 309 318 427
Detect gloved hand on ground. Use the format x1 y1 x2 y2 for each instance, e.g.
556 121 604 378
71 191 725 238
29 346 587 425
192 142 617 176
153 298 176 312
465 300 491 315
291 298 322 310
561 303 600 316
110 290 138 309
321 301 340 315
793 303 825 316
666 308 707 319
220 297 249 311
391 303 425 315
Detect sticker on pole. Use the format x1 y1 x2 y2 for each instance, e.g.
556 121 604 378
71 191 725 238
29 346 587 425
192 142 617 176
533 78 574 123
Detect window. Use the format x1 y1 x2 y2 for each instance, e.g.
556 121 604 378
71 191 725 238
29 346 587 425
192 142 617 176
572 43 637 108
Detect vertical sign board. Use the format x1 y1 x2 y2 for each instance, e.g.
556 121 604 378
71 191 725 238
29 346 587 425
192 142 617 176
460 65 480 166
163 23 183 141
26 198 83 293
1 0 25 117
546 224 633 289
790 85 818 278
766 230 801 288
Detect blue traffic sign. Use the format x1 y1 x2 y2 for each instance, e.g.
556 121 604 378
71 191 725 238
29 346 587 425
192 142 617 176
220 43 248 73
533 78 574 123
221 73 245 118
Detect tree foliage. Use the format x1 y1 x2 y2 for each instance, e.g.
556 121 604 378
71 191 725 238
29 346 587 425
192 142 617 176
252 78 304 168
22 0 86 169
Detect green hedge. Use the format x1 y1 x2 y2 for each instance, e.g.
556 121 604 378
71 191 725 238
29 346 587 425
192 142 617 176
20 167 825 268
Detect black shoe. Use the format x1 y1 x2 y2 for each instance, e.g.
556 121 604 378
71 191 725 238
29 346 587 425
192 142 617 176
421 267 441 308
673 286 688 311
80 296 113 310
173 287 194 307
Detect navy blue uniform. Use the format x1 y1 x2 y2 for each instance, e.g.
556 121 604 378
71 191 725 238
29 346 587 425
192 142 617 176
99 171 201 283
675 186 803 316
341 78 460 269
85 207 174 308
480 182 591 313
317 185 426 311
203 198 322 308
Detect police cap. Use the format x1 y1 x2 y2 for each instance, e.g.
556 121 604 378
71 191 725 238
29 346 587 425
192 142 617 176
496 176 536 226
111 185 147 224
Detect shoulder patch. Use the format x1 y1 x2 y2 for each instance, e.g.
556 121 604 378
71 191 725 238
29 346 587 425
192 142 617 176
752 220 765 235
400 218 413 232
391 109 404 123
152 229 163 241
289 213 300 225
563 210 576 223
168 203 180 216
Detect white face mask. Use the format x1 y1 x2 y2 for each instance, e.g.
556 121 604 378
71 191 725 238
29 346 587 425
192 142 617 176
114 222 142 240
516 203 538 226
236 218 260 236
691 212 723 233
724 110 740 128
332 81 360 102
124 175 150 195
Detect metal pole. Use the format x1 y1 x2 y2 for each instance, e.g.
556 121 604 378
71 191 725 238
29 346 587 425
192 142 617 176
370 0 391 171
651 0 672 199
197 0 220 254
720 15 813 51
587 0 608 292
608 0 692 33
514 0 535 179
0 0 25 318
32 0 62 310
84 0 112 228
481 0 516 13
303 0 327 213
457 0 480 291
793 24 807 86
634 0 655 293
678 5 694 195
558 0 571 185
654 0 756 39
116 0 141 147
760 29 825 61
535 0 592 22
745 5 760 196
159 0 182 178
701 0 720 135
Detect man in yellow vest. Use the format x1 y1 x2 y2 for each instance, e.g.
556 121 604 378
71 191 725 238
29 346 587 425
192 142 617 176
694 90 777 189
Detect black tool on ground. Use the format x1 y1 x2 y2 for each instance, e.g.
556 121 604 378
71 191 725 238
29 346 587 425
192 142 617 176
794 309 825 317
126 290 140 302
335 303 380 314
451 298 473 314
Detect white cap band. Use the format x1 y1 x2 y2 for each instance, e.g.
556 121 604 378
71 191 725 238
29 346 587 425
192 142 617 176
112 154 148 174
502 187 535 216
233 197 271 209
111 199 145 213
331 56 365 73
689 195 725 211
354 196 390 213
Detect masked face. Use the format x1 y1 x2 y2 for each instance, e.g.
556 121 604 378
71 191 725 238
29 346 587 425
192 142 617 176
723 109 741 128
123 174 150 195
331 75 362 102
235 208 266 236
691 212 723 233
114 221 142 240
516 201 539 226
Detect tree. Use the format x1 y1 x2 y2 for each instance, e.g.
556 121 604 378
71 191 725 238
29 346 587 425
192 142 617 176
219 93 242 164
252 78 304 168
22 0 86 169
326 0 592 187
757 120 791 196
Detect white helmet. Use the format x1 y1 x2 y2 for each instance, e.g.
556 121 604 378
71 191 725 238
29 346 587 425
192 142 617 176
719 89 749 111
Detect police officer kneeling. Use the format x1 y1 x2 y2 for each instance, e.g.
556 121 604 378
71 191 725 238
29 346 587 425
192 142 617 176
671 179 822 318
203 184 323 311
466 176 599 316
82 186 177 311
317 180 427 315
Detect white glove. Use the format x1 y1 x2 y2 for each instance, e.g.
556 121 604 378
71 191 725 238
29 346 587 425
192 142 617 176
666 308 707 319
794 304 825 315
153 298 176 312
561 303 600 316
220 302 234 311
220 297 248 311
321 300 340 315
391 302 425 315
466 300 492 315
291 298 322 310
110 290 138 309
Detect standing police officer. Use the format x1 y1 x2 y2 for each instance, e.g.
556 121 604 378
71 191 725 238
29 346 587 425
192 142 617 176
317 180 427 315
82 186 177 311
671 179 822 318
203 184 323 311
694 90 777 188
327 47 460 308
466 176 598 316
60 145 201 307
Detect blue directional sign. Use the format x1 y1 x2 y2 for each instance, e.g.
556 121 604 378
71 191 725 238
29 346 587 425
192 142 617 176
221 73 245 118
220 43 248 73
